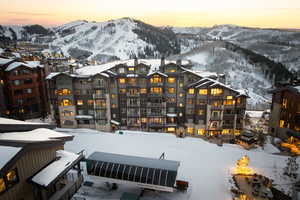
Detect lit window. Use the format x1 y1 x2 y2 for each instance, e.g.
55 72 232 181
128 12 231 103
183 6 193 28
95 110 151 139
211 88 223 96
87 100 94 105
111 94 116 99
198 109 204 115
0 80 4 85
112 104 117 108
0 178 6 193
227 96 233 100
62 89 71 95
167 127 176 132
141 118 147 123
212 100 222 107
282 98 288 109
199 89 207 95
167 68 176 73
151 87 162 94
5 110 10 115
234 130 241 135
224 100 235 105
188 88 195 94
179 82 184 87
280 120 285 128
119 78 126 84
128 78 136 85
222 129 230 134
188 98 193 104
197 129 205 135
150 75 162 83
140 88 147 94
63 110 73 116
237 98 241 104
119 89 126 94
187 127 194 134
61 99 72 106
25 88 32 94
168 77 176 84
168 87 175 94
77 100 84 105
13 80 21 86
179 93 184 97
179 103 184 107
179 113 183 117
128 67 135 71
6 169 18 187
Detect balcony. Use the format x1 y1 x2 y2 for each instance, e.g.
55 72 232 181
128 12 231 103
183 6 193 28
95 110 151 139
147 102 165 107
93 94 106 99
127 113 140 117
49 173 83 200
210 115 222 121
94 105 106 109
148 93 164 97
126 92 140 97
148 123 166 128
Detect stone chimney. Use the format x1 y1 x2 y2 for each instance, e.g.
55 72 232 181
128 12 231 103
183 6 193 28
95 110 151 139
134 57 138 66
176 59 182 65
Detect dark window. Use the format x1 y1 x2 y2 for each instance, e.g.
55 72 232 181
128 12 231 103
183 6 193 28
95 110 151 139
14 89 23 96
24 78 33 84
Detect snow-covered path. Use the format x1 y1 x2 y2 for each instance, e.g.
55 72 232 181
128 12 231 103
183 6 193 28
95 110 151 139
60 129 292 200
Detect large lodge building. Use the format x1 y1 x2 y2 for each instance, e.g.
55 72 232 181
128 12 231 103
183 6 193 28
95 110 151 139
47 58 248 137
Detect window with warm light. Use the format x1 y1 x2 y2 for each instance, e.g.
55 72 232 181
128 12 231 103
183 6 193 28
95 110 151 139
227 96 233 100
0 80 4 85
188 88 195 94
282 98 288 109
234 130 241 135
167 127 176 132
140 88 147 94
224 100 235 105
119 88 126 94
151 87 162 94
119 78 126 84
179 93 184 97
77 100 84 105
211 88 223 96
212 100 222 107
128 67 135 71
0 178 6 193
96 100 106 107
112 104 117 108
87 100 94 105
197 129 205 135
168 77 176 84
187 127 194 134
280 120 285 128
141 118 147 123
179 82 184 87
237 98 241 104
61 99 72 106
168 87 175 94
198 109 204 115
188 98 193 104
128 78 136 85
199 89 208 95
179 103 184 107
167 68 177 73
5 169 19 188
222 129 231 134
111 94 116 99
150 75 162 83
63 110 74 116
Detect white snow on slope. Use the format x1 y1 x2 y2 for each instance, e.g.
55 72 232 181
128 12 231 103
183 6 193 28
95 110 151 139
0 146 21 170
60 128 294 200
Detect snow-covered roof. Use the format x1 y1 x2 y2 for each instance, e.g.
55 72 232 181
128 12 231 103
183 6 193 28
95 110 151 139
4 61 43 72
75 59 189 77
0 117 46 125
0 58 14 66
75 115 93 119
246 110 264 118
0 128 72 143
0 145 22 170
147 71 168 77
31 150 82 187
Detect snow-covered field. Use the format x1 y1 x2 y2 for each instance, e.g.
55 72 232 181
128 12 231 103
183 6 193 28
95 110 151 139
58 128 296 200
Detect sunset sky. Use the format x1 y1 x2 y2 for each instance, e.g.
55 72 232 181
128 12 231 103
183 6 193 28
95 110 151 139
0 0 300 28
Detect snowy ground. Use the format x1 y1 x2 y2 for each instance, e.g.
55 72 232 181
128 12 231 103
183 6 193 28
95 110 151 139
57 128 298 200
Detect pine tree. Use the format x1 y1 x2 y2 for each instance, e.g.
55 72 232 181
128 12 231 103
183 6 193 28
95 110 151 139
283 156 299 179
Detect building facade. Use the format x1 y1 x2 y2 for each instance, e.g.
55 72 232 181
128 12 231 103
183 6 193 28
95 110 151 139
270 83 300 140
47 58 247 137
0 58 49 119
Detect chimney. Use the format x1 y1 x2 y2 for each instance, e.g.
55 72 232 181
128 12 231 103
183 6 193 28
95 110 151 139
134 57 138 66
161 56 165 66
176 59 182 66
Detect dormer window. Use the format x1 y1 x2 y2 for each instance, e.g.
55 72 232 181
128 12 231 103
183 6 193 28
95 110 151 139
119 68 125 73
128 67 135 72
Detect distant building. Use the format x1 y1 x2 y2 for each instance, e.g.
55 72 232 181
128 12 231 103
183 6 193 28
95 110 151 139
0 118 83 200
47 58 248 138
0 57 49 120
269 84 300 139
